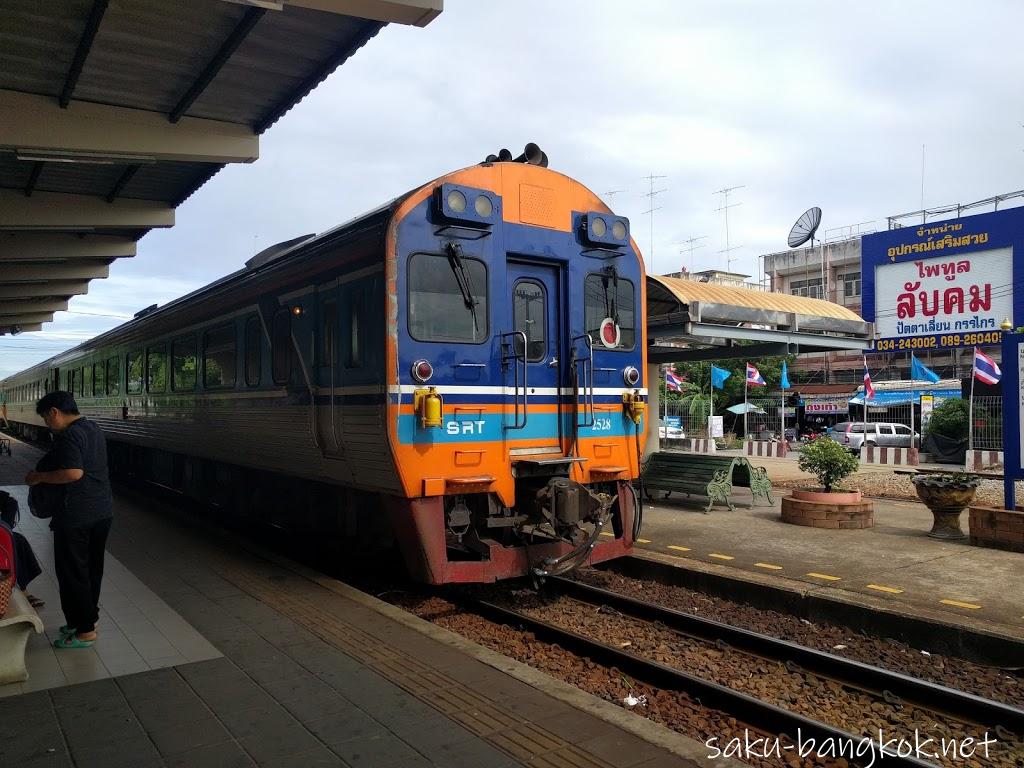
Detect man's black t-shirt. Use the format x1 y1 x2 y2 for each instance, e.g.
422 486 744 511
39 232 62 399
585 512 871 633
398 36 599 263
49 417 113 528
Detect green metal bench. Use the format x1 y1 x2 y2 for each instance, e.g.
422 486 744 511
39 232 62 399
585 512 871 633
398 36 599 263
637 452 773 513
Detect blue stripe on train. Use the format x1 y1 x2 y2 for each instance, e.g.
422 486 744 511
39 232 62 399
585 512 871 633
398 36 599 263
396 412 644 444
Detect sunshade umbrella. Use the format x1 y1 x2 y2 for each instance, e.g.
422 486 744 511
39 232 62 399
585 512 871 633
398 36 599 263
726 402 765 414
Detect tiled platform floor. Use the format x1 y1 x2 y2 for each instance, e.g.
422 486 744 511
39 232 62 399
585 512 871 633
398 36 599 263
0 436 694 768
0 485 220 696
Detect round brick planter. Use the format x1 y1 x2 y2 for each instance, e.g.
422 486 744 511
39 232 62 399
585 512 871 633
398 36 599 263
781 489 874 529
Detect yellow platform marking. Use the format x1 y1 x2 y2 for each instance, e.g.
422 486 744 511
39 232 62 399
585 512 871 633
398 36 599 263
754 562 783 570
940 599 981 610
599 531 614 537
806 572 841 581
667 545 691 552
636 538 651 544
708 553 734 561
866 584 904 594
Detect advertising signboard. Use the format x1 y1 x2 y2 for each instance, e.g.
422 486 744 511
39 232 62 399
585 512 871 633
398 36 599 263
710 416 724 438
862 207 1024 352
1000 333 1024 508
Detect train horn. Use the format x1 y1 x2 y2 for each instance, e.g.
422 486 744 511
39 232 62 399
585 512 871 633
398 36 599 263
498 148 513 162
513 142 543 165
484 154 499 163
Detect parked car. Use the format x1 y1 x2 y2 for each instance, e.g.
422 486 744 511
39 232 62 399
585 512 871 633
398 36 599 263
658 426 686 440
829 421 918 453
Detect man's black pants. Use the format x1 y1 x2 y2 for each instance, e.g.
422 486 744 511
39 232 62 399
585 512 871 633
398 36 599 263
53 518 112 634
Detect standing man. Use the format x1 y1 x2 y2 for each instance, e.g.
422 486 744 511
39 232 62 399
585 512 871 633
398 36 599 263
25 391 113 649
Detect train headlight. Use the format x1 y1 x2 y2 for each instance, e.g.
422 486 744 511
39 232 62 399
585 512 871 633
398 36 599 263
582 212 630 247
447 189 467 213
438 183 500 226
411 359 434 383
623 366 640 387
474 194 493 217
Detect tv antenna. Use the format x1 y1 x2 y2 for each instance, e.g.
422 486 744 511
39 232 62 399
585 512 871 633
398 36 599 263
787 206 823 248
677 235 707 274
642 173 668 266
713 185 744 271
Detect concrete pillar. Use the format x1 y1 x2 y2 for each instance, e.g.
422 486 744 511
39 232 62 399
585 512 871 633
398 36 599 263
646 363 661 458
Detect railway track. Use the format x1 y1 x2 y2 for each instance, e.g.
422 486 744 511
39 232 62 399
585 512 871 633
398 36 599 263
441 576 1024 768
545 575 1024 738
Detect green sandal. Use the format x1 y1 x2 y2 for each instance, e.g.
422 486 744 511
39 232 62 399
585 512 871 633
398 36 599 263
58 625 77 637
53 635 94 649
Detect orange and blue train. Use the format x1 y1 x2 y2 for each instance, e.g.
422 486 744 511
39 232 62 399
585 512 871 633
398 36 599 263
0 146 647 584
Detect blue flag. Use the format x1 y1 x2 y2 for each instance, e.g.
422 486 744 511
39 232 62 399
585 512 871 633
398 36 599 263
910 353 940 383
780 361 790 390
711 365 731 390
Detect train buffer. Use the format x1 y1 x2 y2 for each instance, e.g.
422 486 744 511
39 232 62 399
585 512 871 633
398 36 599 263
637 453 773 513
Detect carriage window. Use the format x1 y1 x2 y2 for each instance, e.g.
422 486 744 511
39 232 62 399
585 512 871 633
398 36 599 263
321 302 337 367
271 309 291 384
83 365 93 397
408 252 488 343
172 336 197 391
107 357 120 396
512 280 547 362
93 359 105 396
245 315 262 386
584 273 635 350
147 344 167 393
127 351 143 394
347 296 363 368
204 324 236 388
75 368 83 397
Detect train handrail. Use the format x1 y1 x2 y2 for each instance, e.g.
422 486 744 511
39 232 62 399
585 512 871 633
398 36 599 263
571 333 595 428
500 331 528 430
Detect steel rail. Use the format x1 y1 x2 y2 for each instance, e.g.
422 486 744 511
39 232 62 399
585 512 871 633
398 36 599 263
547 576 1024 737
462 595 935 768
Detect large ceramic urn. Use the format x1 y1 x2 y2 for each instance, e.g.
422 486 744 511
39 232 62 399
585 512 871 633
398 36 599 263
911 474 982 540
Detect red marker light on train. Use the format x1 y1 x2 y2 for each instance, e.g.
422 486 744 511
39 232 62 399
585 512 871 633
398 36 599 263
411 359 434 383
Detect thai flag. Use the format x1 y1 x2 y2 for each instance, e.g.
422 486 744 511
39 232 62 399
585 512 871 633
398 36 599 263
745 363 766 386
863 357 876 401
973 347 1001 385
665 370 683 392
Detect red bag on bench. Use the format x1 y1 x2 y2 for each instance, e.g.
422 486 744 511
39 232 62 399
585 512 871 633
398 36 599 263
0 524 15 618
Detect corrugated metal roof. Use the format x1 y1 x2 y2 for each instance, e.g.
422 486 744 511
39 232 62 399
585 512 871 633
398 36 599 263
0 0 439 335
648 274 863 321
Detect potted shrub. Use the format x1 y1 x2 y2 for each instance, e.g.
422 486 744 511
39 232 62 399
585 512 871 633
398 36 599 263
781 437 873 528
911 472 982 540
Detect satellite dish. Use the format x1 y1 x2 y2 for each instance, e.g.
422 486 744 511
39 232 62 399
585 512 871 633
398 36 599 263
787 206 822 248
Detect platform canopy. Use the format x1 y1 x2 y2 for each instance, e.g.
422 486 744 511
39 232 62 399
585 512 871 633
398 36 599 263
646 274 873 364
0 0 442 335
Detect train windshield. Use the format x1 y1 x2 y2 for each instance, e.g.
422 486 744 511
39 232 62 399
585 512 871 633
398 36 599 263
408 250 488 343
583 271 636 350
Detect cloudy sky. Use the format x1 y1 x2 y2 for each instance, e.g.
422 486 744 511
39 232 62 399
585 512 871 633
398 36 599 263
3 0 1022 377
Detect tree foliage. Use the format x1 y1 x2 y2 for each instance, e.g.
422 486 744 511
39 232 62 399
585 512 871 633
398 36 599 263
798 437 859 492
926 398 970 442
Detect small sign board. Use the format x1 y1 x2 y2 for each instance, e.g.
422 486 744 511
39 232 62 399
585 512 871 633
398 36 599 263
709 415 724 438
664 416 681 428
920 395 934 431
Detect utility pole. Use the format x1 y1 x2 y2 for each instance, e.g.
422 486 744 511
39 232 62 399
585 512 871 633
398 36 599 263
713 185 744 272
677 235 707 275
642 173 668 268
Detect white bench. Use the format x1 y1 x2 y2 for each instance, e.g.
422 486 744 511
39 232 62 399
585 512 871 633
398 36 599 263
0 589 43 683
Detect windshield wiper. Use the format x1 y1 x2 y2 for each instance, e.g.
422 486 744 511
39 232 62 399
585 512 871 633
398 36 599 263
446 242 480 339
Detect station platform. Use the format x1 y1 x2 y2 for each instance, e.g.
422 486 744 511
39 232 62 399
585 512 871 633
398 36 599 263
634 472 1024 643
0 435 696 768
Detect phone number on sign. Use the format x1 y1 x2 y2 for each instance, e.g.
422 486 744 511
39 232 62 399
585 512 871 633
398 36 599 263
875 331 1002 352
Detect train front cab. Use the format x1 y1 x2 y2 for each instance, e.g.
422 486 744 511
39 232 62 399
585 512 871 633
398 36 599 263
386 163 647 584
